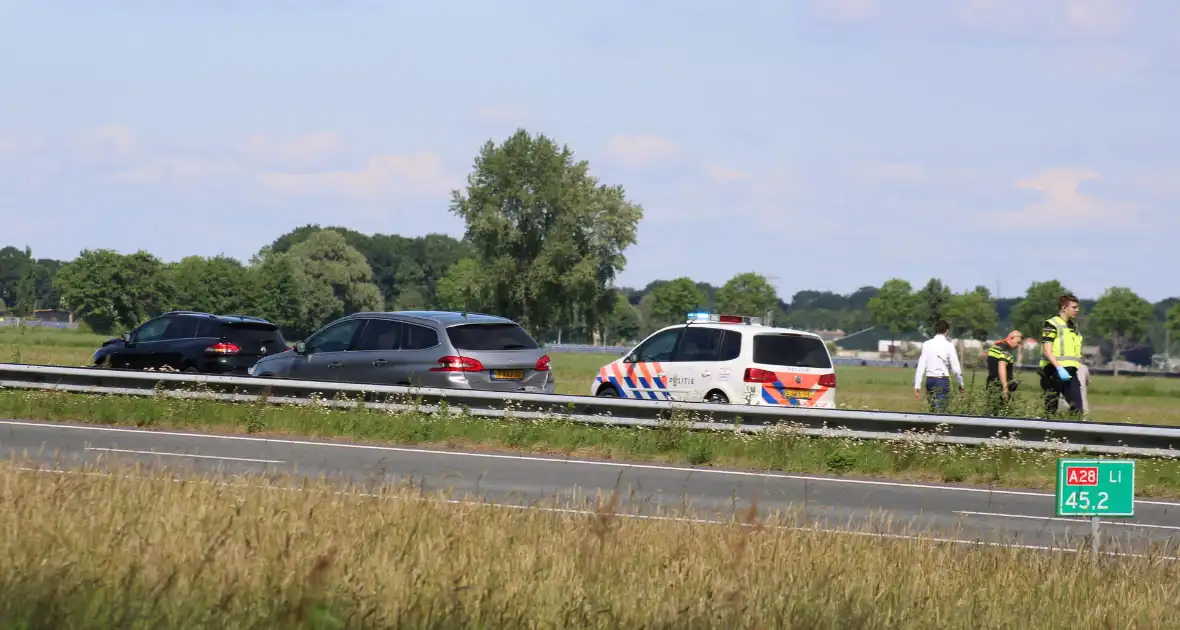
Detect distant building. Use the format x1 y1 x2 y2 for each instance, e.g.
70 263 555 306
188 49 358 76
833 326 928 356
812 329 846 342
32 309 72 323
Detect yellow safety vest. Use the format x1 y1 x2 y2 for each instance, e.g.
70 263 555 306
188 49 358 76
1039 315 1083 369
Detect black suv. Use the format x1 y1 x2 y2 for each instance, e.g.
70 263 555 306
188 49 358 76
92 311 289 374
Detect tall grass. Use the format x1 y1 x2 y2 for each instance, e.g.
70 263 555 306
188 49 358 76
1 460 1178 628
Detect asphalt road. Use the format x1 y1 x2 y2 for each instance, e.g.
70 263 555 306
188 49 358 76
3 418 1180 557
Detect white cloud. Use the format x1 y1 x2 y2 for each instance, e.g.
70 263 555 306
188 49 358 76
470 105 532 126
849 162 928 185
240 131 346 169
1131 167 1180 199
815 0 880 21
258 152 456 202
0 132 43 159
957 0 1133 35
72 124 141 165
605 134 682 168
110 157 242 187
705 164 753 182
986 167 1128 227
3 124 460 204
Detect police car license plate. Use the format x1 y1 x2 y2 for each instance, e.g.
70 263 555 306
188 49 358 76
784 388 813 399
491 369 525 381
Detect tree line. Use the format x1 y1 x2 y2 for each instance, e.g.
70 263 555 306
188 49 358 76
1 129 1178 368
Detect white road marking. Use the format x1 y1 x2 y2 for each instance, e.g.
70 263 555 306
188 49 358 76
13 464 1180 561
5 418 1180 507
84 447 284 464
955 510 1180 532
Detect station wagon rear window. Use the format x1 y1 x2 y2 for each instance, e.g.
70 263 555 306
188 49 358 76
753 333 831 369
446 323 539 351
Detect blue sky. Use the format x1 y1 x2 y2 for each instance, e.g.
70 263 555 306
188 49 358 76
2 0 1178 302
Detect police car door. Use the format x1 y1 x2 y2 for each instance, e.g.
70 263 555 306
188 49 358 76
667 325 725 401
621 327 682 400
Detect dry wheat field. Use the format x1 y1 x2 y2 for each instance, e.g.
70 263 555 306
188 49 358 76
1 459 1178 629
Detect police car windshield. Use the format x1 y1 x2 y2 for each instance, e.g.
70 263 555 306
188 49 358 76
753 333 831 369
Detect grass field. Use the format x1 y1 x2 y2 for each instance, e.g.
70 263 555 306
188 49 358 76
3 460 1178 628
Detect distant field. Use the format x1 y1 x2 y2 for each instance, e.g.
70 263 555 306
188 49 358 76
5 326 1180 426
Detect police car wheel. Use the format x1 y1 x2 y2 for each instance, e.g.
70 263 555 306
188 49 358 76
705 391 728 404
596 385 620 397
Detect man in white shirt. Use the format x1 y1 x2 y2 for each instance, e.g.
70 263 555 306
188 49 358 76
913 319 965 413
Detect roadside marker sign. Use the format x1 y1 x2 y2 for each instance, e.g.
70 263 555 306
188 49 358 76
1054 458 1135 554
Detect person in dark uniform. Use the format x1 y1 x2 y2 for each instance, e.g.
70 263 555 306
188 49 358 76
1039 294 1085 418
984 330 1022 416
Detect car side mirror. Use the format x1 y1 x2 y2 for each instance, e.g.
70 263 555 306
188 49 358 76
293 341 307 354
120 332 132 343
623 353 636 363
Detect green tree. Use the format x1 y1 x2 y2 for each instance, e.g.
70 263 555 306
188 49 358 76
168 255 254 315
1009 280 1070 342
287 229 384 328
1089 286 1154 375
1167 302 1180 352
434 258 488 312
915 278 952 335
648 277 707 328
0 246 32 311
15 263 42 314
53 249 173 334
867 278 919 361
603 291 641 344
268 224 472 308
448 129 643 339
714 272 779 321
249 251 326 340
942 286 998 365
943 286 998 343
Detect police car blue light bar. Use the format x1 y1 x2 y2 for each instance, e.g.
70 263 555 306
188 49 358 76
686 312 763 326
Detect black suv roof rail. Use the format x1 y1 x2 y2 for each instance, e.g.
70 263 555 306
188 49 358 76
162 310 220 318
219 314 271 322
162 310 274 324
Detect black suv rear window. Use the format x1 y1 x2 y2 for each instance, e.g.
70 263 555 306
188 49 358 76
446 323 539 351
198 320 285 347
753 333 831 369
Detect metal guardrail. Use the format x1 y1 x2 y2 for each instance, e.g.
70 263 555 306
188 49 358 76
1 363 1179 458
0 319 78 329
543 344 1180 378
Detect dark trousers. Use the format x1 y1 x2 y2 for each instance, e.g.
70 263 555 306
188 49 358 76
925 376 951 413
1040 366 1083 418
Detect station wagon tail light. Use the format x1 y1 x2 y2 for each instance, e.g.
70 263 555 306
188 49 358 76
819 373 837 388
535 355 551 371
743 368 778 383
206 342 241 354
430 356 485 372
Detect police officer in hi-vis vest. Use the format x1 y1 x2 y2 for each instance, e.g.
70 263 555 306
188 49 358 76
1039 293 1085 417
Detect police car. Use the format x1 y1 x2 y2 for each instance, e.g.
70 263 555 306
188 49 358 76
590 312 837 407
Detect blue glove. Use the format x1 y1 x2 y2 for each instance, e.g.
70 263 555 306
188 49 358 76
1056 366 1071 381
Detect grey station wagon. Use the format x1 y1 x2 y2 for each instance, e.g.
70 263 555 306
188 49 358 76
248 311 556 394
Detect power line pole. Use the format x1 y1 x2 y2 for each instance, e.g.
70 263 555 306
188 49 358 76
765 274 781 327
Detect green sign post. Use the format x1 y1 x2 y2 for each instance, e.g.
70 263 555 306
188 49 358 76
1055 458 1136 554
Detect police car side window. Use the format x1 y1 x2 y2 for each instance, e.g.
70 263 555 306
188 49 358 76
717 330 741 361
673 327 724 362
635 328 681 362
